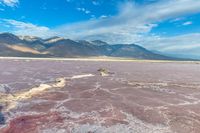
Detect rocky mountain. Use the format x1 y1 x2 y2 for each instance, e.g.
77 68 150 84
0 32 176 60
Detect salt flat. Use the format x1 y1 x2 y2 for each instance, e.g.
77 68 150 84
0 58 200 133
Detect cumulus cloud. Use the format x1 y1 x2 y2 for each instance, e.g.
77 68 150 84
1 0 200 58
138 33 200 58
53 0 200 58
54 0 200 44
1 19 55 38
0 0 19 7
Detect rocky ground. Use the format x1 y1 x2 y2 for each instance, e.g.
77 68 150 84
0 59 200 133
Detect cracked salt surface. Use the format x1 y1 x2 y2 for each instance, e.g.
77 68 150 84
0 60 200 133
0 74 96 112
71 74 95 79
70 111 172 133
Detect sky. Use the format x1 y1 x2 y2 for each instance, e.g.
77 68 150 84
0 0 200 59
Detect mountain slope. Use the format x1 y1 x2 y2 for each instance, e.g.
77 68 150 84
0 43 49 57
46 39 102 57
101 44 172 60
0 33 177 60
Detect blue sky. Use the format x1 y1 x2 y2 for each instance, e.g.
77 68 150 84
0 0 200 58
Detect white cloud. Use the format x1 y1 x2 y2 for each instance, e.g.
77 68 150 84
100 15 108 19
1 0 200 58
170 17 185 22
138 33 200 58
1 19 55 38
90 15 96 19
53 0 200 58
77 7 91 14
182 21 193 26
92 1 100 6
0 0 19 7
55 0 200 44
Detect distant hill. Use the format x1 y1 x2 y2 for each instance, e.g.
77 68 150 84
0 32 180 60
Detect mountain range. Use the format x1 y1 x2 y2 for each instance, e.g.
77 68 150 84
0 32 182 60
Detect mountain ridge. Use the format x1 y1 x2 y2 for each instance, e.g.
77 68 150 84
0 33 185 60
